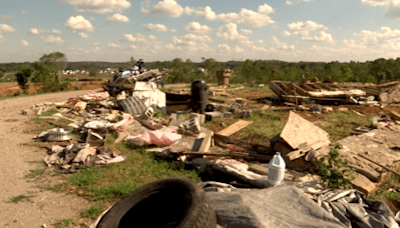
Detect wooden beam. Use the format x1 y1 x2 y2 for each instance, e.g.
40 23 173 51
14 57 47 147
217 120 253 137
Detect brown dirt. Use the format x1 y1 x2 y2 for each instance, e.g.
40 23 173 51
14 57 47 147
0 82 103 96
0 90 97 228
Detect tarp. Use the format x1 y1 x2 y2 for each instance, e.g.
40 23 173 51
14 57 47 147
206 185 348 228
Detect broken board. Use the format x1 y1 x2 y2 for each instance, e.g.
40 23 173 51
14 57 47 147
280 111 330 150
217 120 253 137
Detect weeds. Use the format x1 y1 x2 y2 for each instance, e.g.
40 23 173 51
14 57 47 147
322 111 373 141
68 168 105 188
317 143 354 189
80 202 105 220
53 218 75 228
7 194 34 203
25 166 47 180
65 137 200 201
41 108 58 116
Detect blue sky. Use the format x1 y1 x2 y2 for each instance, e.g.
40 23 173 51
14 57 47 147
0 0 400 63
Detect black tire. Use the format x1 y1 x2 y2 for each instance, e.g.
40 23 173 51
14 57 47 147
96 178 216 228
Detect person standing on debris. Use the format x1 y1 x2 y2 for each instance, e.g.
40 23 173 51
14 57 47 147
135 59 145 74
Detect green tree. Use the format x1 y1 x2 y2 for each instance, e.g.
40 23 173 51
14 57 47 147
39 52 67 90
89 68 97 82
15 67 33 93
202 58 221 79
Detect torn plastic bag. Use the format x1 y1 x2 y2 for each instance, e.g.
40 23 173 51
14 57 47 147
313 188 399 228
206 185 347 228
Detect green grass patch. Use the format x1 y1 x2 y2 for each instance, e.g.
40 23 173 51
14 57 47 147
68 168 105 188
7 194 34 203
80 202 105 220
37 183 66 192
322 111 373 141
66 137 200 201
41 108 58 116
53 218 75 228
89 182 139 200
25 166 47 180
234 110 288 141
34 117 45 124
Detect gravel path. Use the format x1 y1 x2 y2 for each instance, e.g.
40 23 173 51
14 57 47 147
0 90 95 228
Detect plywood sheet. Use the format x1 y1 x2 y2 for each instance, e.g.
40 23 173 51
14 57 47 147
280 111 330 150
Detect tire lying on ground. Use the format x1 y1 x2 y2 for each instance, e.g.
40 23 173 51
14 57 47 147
96 178 217 228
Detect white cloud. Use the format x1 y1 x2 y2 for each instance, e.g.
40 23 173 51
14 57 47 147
29 28 61 35
361 0 400 19
283 20 333 43
361 0 388 6
78 32 89 39
123 34 157 44
141 0 184 17
218 44 231 52
272 36 295 50
50 29 62 34
108 43 122 48
187 4 275 27
0 34 4 43
241 28 252 35
185 22 212 34
216 23 251 44
62 0 131 14
0 24 16 33
21 10 26 15
143 23 168 32
288 20 327 32
29 28 40 35
20 39 29 46
286 0 312 5
41 35 65 45
65 15 94 31
106 13 130 23
233 46 244 54
256 39 264 44
142 1 275 27
356 26 400 42
181 34 212 42
302 31 334 42
170 29 177 33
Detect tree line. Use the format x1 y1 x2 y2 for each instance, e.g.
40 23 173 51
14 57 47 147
4 53 400 94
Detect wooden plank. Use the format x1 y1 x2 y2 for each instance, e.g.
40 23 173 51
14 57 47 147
217 119 253 137
269 81 288 96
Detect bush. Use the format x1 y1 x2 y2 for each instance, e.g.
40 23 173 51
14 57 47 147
317 143 354 189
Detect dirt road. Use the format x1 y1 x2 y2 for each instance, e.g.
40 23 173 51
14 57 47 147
0 90 95 228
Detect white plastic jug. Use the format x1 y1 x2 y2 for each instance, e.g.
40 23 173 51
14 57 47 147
267 152 286 186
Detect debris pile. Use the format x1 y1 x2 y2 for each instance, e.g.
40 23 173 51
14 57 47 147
25 74 400 227
269 80 400 105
